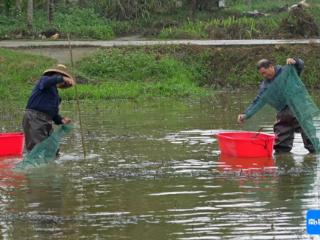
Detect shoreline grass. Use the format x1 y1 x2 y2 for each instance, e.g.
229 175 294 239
0 48 55 101
1 1 319 41
159 15 283 40
1 44 320 101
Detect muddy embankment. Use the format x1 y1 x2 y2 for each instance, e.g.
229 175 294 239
14 43 320 89
128 44 320 88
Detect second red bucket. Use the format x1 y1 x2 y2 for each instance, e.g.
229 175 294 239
216 131 275 158
0 132 25 157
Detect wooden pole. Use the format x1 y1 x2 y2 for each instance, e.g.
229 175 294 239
67 33 87 159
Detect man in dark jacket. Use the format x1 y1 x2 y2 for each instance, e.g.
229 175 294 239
22 64 75 152
237 58 314 153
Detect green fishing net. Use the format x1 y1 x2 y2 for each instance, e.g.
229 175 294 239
15 124 74 170
246 65 320 152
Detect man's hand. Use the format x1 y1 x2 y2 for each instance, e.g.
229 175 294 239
286 58 296 65
63 76 75 87
62 117 72 124
237 114 246 124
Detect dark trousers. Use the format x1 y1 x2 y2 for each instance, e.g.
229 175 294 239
274 107 315 153
22 109 53 152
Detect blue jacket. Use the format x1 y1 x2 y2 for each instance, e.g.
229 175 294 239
244 59 304 119
26 74 65 124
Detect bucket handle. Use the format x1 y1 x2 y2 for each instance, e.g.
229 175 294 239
252 127 266 138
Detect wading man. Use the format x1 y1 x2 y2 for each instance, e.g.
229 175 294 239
237 58 315 153
22 64 75 152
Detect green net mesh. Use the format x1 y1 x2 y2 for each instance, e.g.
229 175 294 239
247 65 320 152
14 124 74 170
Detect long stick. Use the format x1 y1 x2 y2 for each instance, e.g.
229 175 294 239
67 33 87 158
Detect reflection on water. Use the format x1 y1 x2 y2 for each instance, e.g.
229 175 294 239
0 93 319 239
218 155 277 177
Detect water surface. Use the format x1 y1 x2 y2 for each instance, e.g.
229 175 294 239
0 92 319 239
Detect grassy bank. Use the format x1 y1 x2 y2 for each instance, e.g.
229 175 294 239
71 48 207 99
1 44 320 101
159 1 320 39
0 8 115 40
0 48 55 100
1 0 319 40
159 15 283 39
0 47 208 101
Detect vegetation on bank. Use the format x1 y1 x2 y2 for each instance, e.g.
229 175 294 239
159 16 282 39
70 48 207 99
1 44 320 101
0 8 115 40
159 1 320 39
0 48 55 100
0 0 319 40
0 47 208 101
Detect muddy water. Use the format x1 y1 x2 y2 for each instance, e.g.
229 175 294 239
0 93 319 239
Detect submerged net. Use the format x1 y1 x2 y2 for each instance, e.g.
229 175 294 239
15 124 74 170
247 65 320 152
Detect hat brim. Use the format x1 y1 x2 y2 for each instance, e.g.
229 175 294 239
43 68 75 81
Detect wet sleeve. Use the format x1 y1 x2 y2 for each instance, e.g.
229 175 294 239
293 58 304 76
39 75 64 90
243 85 267 120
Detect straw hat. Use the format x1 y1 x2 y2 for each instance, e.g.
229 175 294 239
43 64 76 88
43 64 75 87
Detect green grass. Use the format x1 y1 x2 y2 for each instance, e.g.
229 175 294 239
1 44 320 101
53 8 114 39
0 8 114 40
0 48 55 100
158 0 320 40
1 1 319 40
229 0 298 12
63 80 205 100
0 48 208 101
159 16 283 39
72 48 207 99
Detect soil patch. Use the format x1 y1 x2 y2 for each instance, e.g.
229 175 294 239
278 7 319 38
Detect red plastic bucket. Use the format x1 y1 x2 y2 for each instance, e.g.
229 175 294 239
216 131 275 157
0 132 24 157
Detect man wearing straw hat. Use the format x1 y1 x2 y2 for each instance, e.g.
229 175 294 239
22 64 75 152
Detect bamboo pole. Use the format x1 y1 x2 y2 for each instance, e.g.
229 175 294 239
67 33 87 159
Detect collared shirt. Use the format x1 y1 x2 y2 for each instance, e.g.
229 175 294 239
26 74 64 124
